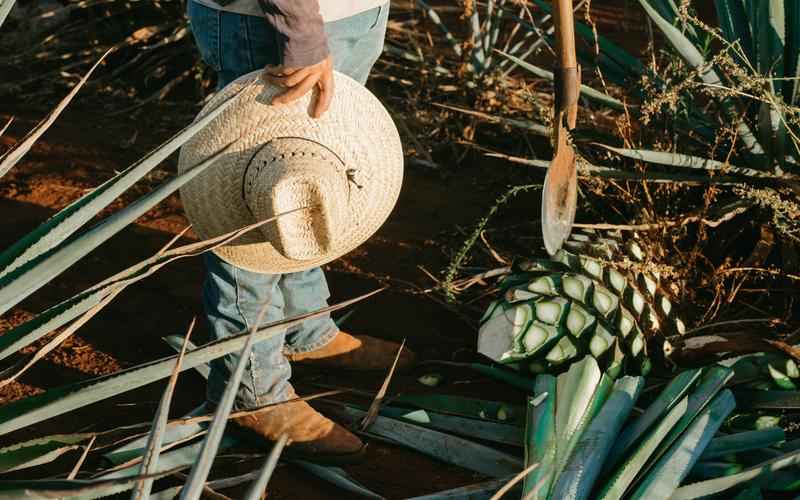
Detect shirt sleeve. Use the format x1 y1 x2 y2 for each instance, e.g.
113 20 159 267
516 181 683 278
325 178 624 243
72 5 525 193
257 0 330 68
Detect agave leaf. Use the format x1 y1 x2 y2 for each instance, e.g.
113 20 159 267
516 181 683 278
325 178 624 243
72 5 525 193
330 405 522 478
757 0 785 78
605 368 702 472
0 214 269 364
596 144 793 179
630 390 736 500
0 0 15 29
242 435 287 500
131 325 194 500
0 433 93 474
392 394 525 427
0 117 12 139
691 460 745 479
406 476 516 499
715 0 755 64
671 448 800 499
553 356 613 482
151 486 182 500
0 50 108 181
0 466 184 499
355 405 523 447
496 51 624 110
638 366 734 473
103 403 207 467
733 389 800 409
291 461 383 499
0 141 235 317
529 0 645 74
637 0 764 158
523 375 555 499
416 0 462 57
597 396 689 500
786 0 800 105
0 83 246 280
0 291 375 437
164 335 209 379
550 376 644 500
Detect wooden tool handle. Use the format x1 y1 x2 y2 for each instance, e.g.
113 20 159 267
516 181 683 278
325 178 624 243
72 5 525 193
552 0 579 128
553 0 577 69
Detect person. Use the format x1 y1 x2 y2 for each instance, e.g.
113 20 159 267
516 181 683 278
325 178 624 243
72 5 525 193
185 0 415 464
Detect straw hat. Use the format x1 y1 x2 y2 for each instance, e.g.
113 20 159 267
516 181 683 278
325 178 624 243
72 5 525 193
178 70 404 274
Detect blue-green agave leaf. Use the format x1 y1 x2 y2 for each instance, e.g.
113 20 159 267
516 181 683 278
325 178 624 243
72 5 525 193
672 448 800 499
0 83 245 280
630 390 736 499
700 427 786 460
523 375 555 499
242 435 287 500
550 376 644 500
292 461 384 499
0 141 234 317
0 433 93 474
496 51 625 110
0 292 375 437
0 49 107 182
0 0 16 29
605 368 702 473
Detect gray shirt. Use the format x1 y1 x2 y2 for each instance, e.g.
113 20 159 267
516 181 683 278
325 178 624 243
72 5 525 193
192 0 385 67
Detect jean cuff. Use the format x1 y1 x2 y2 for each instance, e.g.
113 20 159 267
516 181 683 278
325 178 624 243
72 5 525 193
282 326 339 355
207 383 294 411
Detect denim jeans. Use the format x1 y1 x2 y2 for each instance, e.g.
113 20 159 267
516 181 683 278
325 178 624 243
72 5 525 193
187 0 389 408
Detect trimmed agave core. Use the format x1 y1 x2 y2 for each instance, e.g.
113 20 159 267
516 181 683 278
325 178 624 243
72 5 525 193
478 231 686 377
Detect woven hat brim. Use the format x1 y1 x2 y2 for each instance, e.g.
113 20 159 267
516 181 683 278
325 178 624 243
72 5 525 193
178 71 404 274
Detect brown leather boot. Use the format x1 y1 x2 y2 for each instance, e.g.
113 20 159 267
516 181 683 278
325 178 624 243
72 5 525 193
286 331 416 371
231 387 365 465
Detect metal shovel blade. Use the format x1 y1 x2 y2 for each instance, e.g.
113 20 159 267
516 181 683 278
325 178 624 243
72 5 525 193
541 123 577 256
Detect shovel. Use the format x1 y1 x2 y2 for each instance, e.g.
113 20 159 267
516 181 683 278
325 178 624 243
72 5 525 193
541 0 580 255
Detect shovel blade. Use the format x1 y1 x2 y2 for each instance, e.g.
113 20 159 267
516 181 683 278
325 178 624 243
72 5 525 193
541 140 577 255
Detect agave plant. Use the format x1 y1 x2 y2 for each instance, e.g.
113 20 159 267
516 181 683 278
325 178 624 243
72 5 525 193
506 0 800 179
478 229 685 377
521 355 800 500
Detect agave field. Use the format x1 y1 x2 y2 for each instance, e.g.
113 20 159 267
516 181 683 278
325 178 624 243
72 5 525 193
0 0 799 498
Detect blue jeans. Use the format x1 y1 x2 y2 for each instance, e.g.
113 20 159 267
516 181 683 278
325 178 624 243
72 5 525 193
187 0 389 408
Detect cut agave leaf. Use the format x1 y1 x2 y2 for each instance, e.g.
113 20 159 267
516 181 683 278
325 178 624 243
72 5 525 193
597 396 689 500
291 461 383 499
630 390 736 500
523 375 556 499
699 427 786 461
371 406 524 447
550 376 644 500
328 405 522 478
553 356 613 485
605 368 702 472
671 448 800 499
392 394 525 427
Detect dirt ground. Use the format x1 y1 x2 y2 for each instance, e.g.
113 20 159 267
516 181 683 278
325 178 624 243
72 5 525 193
0 2 675 497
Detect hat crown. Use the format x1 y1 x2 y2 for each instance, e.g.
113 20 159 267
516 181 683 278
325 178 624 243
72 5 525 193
243 138 349 261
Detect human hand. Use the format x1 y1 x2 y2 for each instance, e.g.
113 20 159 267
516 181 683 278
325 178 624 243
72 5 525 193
263 55 334 119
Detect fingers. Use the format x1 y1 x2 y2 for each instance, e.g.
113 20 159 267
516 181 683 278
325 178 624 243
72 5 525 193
263 56 335 118
311 71 334 118
263 66 312 87
272 73 318 106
